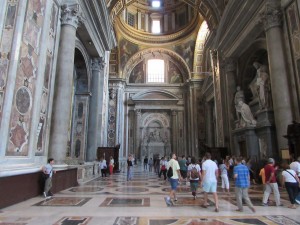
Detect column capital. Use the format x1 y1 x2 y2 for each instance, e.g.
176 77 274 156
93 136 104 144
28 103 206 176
91 57 105 71
134 109 142 116
171 110 177 116
260 1 282 31
224 58 237 73
61 4 82 29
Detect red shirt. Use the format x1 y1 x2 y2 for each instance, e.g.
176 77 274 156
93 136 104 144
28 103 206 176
264 164 276 183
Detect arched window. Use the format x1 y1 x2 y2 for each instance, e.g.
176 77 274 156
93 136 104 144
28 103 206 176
147 59 164 83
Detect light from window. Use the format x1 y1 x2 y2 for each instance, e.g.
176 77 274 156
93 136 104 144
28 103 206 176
152 20 160 33
147 59 164 82
152 1 161 7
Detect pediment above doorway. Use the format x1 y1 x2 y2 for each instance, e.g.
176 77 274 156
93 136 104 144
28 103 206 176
130 90 179 105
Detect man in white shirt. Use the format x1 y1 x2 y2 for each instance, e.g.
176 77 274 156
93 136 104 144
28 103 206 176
165 153 181 206
290 156 300 204
290 157 300 178
201 152 219 212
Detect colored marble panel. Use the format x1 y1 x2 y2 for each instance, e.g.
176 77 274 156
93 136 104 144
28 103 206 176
15 87 31 114
113 217 138 225
231 219 268 225
69 186 104 193
115 187 149 193
34 197 91 206
100 197 150 207
54 216 91 225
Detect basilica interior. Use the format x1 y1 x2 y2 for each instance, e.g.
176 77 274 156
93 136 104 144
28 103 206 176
1 0 300 224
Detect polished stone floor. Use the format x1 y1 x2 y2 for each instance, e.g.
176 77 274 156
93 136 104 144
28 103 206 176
1 165 300 225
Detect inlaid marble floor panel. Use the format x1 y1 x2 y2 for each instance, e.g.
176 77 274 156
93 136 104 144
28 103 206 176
0 165 299 225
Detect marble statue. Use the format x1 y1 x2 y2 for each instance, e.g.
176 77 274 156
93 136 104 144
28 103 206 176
253 62 271 110
238 100 257 127
234 86 245 120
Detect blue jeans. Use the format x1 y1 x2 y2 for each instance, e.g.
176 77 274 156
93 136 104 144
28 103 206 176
127 166 133 180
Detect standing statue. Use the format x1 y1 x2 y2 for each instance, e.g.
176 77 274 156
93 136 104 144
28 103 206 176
238 100 257 127
234 86 245 120
253 62 271 110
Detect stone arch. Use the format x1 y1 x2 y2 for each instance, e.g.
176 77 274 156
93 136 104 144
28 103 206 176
123 48 190 82
69 40 92 161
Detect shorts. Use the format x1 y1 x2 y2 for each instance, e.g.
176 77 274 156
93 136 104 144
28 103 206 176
180 170 187 179
169 178 179 190
202 181 217 193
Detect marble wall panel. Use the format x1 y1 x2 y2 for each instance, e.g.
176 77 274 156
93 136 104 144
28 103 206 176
35 2 59 156
71 96 89 161
0 0 19 127
6 0 46 156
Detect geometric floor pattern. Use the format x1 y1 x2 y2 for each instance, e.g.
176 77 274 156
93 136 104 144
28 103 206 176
1 165 300 225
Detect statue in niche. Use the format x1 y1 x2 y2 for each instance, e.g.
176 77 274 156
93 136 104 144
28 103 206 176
154 128 162 142
249 62 272 110
253 62 272 110
238 100 257 127
234 86 245 120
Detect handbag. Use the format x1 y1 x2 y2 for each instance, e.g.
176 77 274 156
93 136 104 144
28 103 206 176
285 169 299 186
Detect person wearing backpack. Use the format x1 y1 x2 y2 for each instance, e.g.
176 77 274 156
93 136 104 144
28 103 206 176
165 153 181 206
187 157 201 199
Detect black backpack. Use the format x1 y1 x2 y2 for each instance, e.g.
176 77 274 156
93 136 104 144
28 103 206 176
167 166 173 178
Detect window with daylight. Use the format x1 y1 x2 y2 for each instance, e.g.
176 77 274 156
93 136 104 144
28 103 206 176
152 1 161 7
127 13 135 27
152 20 161 33
147 59 164 83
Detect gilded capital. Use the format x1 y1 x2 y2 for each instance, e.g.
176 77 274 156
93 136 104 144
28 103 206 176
61 4 82 29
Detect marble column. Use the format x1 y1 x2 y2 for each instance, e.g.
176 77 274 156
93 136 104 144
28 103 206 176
206 102 214 147
171 110 177 153
49 5 81 164
134 109 142 160
261 0 293 151
225 58 237 152
87 58 105 161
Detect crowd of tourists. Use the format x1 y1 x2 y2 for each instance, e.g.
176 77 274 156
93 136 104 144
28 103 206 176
142 152 300 212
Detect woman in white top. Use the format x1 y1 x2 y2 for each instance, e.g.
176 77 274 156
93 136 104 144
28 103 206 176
187 157 201 199
218 159 230 194
281 163 300 209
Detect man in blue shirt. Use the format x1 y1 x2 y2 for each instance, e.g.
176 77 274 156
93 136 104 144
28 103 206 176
233 157 255 213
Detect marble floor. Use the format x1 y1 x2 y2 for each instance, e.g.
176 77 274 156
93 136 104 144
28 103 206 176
1 165 300 225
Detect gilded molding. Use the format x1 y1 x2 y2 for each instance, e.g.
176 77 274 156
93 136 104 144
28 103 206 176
115 15 201 45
